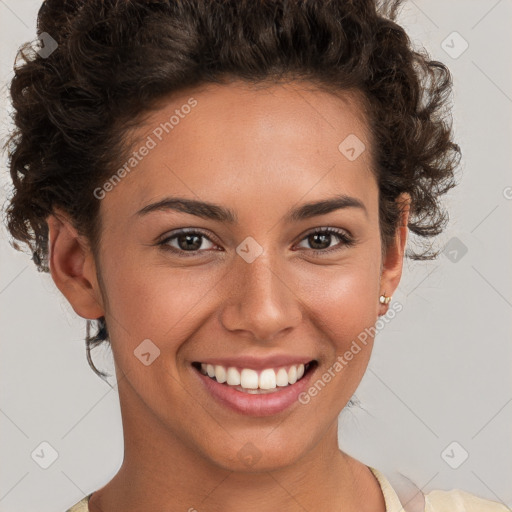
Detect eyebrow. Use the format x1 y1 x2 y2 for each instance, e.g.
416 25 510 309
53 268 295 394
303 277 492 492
135 194 368 223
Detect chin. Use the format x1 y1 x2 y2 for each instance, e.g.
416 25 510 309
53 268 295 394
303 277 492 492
205 436 309 474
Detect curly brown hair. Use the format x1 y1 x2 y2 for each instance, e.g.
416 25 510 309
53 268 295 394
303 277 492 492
2 0 462 380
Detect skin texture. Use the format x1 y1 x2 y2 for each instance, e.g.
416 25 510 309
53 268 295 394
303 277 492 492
47 81 410 512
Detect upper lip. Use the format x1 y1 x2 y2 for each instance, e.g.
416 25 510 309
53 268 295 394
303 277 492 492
193 355 316 370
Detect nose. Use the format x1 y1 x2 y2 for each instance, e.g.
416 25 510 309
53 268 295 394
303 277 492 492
219 252 303 342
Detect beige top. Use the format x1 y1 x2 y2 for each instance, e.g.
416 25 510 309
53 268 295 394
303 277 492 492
65 466 510 512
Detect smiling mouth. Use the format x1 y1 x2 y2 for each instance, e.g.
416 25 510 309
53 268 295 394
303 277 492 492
191 360 318 394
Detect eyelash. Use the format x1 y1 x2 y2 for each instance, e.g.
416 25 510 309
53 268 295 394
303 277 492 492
157 227 355 258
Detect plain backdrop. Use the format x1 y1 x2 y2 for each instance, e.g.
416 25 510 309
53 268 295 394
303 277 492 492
0 1 511 511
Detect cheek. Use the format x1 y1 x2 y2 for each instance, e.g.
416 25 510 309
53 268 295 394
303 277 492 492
101 256 222 356
299 264 380 409
298 258 380 345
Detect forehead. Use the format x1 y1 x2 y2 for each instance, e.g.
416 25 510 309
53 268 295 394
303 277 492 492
100 80 376 223
145 79 372 151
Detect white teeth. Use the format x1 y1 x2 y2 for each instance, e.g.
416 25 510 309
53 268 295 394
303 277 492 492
214 365 227 384
259 368 276 390
226 367 241 386
240 369 259 389
276 368 289 387
197 362 312 390
288 365 297 384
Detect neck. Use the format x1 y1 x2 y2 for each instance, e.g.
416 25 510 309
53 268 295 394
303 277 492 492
89 383 383 512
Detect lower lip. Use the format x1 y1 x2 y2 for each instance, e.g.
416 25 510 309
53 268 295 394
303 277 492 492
192 363 317 417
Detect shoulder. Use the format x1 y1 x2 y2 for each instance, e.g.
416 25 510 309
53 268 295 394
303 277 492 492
425 488 510 512
368 466 510 512
65 494 91 512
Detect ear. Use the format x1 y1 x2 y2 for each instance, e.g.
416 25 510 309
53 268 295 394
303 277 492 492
378 192 411 316
46 208 105 320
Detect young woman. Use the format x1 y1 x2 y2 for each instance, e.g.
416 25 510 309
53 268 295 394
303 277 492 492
3 0 508 511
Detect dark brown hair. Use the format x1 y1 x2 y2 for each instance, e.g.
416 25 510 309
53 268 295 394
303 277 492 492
2 0 462 379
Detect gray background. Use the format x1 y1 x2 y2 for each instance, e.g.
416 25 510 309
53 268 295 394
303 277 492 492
0 1 511 511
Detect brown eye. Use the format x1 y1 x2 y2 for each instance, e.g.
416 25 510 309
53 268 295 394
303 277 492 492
158 229 218 256
296 227 355 255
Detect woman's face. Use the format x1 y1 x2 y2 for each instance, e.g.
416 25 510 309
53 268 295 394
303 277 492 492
50 80 408 473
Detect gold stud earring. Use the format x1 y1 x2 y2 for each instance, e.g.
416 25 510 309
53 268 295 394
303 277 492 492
379 293 391 304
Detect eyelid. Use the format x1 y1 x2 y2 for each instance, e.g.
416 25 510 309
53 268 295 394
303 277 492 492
157 227 218 245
